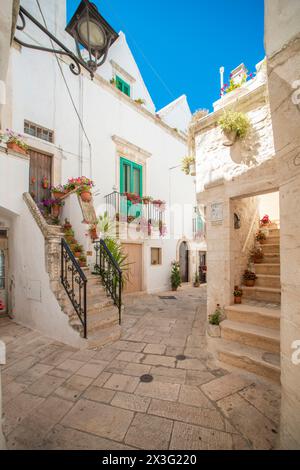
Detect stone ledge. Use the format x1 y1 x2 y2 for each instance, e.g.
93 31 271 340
0 340 5 365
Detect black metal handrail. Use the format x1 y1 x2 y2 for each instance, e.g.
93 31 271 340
105 191 163 229
93 239 122 324
61 239 87 338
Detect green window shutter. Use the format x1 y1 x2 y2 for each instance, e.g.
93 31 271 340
116 75 131 97
120 158 142 196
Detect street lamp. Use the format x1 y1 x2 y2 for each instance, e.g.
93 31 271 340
15 0 118 79
66 1 118 75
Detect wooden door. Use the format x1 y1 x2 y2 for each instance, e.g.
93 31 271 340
28 149 52 205
122 243 142 293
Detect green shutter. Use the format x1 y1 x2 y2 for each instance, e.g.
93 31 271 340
116 75 131 97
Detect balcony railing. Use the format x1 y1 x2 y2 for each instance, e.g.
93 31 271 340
193 214 206 241
105 191 164 231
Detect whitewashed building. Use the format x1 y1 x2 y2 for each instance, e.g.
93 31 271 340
0 0 204 348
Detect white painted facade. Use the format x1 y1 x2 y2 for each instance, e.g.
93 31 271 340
0 0 202 345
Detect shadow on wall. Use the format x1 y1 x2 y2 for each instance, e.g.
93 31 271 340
229 127 261 166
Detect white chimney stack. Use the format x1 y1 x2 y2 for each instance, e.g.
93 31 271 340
220 66 225 95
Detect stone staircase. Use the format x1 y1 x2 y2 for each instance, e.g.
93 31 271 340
218 222 281 382
57 267 121 349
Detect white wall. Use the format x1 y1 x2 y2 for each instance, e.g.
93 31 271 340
158 95 192 133
9 202 82 347
265 0 300 57
0 147 29 215
258 191 280 221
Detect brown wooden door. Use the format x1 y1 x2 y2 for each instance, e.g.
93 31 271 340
122 243 143 293
28 149 52 205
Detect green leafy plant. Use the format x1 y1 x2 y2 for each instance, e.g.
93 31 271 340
209 304 222 325
218 109 251 139
181 156 195 175
171 261 181 291
4 129 28 151
243 270 257 281
134 98 146 105
256 230 266 242
233 286 243 297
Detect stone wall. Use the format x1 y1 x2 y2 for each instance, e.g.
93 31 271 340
265 0 300 448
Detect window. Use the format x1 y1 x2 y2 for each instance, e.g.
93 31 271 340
151 248 162 266
24 120 54 143
120 158 142 196
116 75 131 97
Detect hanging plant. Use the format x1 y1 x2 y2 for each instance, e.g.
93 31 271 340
42 176 50 189
181 156 196 176
218 109 251 146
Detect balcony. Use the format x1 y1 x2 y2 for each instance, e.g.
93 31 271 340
193 212 206 241
104 191 166 237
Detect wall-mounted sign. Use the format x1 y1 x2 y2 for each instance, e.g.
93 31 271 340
211 203 223 224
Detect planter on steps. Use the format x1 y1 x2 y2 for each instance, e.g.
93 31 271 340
245 279 255 287
80 191 92 203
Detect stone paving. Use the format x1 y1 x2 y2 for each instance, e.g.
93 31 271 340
0 285 281 450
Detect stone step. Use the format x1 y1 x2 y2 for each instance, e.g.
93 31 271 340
255 274 281 289
262 253 280 264
88 298 115 315
87 306 119 333
254 263 280 275
261 243 280 254
87 324 121 349
242 285 281 303
261 236 280 245
217 338 280 383
220 319 280 353
267 228 280 237
225 304 280 330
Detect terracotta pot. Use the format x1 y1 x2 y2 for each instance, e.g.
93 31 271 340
52 191 65 200
223 130 237 147
172 286 178 292
89 228 98 240
234 296 242 304
245 279 255 287
80 191 92 203
194 282 200 288
79 261 86 268
51 204 60 218
7 141 27 155
74 252 81 258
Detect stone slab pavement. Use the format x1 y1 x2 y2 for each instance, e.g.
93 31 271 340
0 285 281 450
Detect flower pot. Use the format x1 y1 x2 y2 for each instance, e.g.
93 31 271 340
223 130 237 147
51 204 61 218
234 296 242 304
260 239 267 245
52 191 65 200
7 141 27 155
89 228 98 240
80 191 92 203
172 286 178 292
245 279 255 287
193 282 200 288
74 252 81 258
79 261 86 268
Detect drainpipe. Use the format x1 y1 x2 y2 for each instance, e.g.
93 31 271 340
0 340 6 449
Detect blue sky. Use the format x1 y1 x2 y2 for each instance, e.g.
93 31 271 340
67 0 265 113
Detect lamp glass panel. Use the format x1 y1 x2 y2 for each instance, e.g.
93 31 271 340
78 20 105 48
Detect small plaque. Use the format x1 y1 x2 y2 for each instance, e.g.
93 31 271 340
211 203 223 223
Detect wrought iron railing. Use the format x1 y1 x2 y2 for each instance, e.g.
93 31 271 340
61 239 87 338
105 191 163 228
94 239 123 325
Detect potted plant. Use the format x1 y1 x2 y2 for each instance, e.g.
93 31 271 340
243 270 257 287
5 129 28 155
250 247 264 264
171 261 181 291
52 184 66 199
63 219 72 231
193 271 200 287
42 176 50 189
88 224 98 241
78 184 92 202
181 156 196 176
256 230 267 244
218 109 251 146
152 199 166 211
73 244 83 258
78 255 87 268
260 214 270 227
125 192 141 205
51 199 64 218
233 285 243 304
134 98 146 105
142 196 153 205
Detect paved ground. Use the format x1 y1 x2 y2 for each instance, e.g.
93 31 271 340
0 285 281 450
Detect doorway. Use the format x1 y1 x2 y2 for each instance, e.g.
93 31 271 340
179 241 189 282
0 231 8 315
28 149 52 205
122 243 143 294
199 251 207 283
